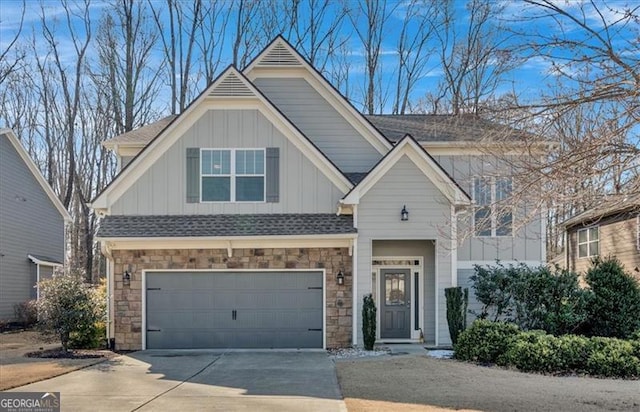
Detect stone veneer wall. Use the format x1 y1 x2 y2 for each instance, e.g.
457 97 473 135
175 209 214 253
111 247 353 350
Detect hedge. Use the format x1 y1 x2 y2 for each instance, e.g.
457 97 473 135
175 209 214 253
455 320 640 378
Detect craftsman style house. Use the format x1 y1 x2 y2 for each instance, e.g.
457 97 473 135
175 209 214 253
93 37 545 350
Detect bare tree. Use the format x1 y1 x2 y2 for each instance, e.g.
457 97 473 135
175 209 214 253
150 0 204 114
38 0 92 209
197 0 231 85
392 0 438 114
231 0 264 69
427 0 518 115
95 0 161 133
347 0 398 114
0 0 25 87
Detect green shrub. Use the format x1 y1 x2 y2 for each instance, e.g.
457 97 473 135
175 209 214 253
583 257 640 339
585 337 640 378
500 332 590 373
470 263 517 321
362 294 376 351
13 300 38 327
509 267 588 335
454 320 520 363
37 273 106 351
445 287 468 345
470 263 588 335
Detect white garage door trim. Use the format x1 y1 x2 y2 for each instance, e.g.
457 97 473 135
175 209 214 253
141 269 326 350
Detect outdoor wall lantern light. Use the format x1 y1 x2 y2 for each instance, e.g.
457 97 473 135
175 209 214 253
123 267 131 287
336 270 345 286
401 205 409 221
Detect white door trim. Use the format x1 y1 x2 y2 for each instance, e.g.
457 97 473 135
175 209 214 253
372 256 423 342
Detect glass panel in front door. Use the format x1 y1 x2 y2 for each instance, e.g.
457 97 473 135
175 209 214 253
385 273 406 305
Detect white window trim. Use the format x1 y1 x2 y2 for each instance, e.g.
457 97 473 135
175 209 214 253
577 226 599 259
472 176 514 238
200 148 266 203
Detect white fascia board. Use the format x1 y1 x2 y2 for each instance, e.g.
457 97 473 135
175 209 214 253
92 67 351 213
342 138 470 206
1 129 72 222
243 39 392 155
98 234 357 251
27 255 63 267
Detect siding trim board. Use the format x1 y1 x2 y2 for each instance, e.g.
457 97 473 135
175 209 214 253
92 66 352 212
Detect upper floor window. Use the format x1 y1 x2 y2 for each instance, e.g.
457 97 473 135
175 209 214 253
577 226 599 258
473 176 512 237
201 149 265 202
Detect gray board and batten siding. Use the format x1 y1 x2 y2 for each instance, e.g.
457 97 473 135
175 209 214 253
0 135 65 320
110 109 345 215
145 271 323 349
252 77 383 173
434 154 543 263
356 155 454 345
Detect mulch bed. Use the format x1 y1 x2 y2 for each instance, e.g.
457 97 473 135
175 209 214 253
26 348 111 359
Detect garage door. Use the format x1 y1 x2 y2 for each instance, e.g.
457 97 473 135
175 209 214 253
145 271 323 349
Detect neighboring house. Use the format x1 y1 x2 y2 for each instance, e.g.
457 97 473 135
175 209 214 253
561 194 640 278
0 129 71 321
92 37 545 351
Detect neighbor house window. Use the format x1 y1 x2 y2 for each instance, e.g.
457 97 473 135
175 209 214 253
577 226 599 258
473 176 513 237
201 149 265 202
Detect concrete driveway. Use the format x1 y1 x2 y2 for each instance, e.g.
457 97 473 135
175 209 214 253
8 351 346 412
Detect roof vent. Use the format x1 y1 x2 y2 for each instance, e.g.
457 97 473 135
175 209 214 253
209 72 254 97
257 42 302 66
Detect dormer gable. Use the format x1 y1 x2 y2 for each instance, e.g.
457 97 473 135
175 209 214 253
341 134 471 207
244 37 392 173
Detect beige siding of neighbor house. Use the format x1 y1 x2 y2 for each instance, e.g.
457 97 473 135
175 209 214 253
433 154 543 263
356 155 454 346
110 109 345 215
567 213 640 280
252 77 383 173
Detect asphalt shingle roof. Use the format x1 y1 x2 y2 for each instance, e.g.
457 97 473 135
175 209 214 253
103 115 177 146
563 193 640 228
97 214 356 238
366 114 531 143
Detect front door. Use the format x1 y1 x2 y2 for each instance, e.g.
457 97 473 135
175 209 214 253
380 269 411 339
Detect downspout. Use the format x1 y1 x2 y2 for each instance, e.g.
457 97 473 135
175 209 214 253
101 242 114 346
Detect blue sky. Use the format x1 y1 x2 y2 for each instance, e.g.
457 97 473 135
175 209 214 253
0 0 637 114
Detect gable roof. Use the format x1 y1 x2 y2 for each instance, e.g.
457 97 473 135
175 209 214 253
1 129 71 222
341 134 471 206
366 114 534 143
243 36 393 155
563 193 640 228
91 66 353 211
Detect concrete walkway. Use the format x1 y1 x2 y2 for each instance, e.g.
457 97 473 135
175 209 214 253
8 351 346 412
